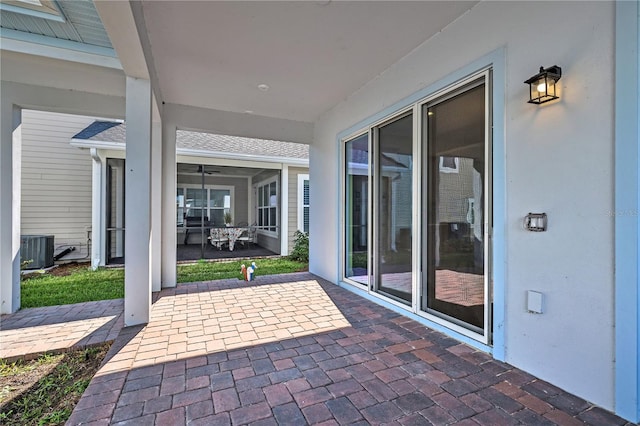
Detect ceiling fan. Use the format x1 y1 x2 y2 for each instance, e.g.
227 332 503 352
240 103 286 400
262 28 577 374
196 165 221 175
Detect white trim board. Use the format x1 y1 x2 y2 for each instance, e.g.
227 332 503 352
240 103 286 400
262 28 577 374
71 139 309 167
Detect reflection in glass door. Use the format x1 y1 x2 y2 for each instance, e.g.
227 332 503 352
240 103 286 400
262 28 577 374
375 113 413 305
422 78 488 334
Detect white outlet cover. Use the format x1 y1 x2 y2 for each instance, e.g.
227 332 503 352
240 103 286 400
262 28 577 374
527 290 543 314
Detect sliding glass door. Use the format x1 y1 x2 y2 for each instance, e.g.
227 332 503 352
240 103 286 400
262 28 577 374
374 113 414 305
422 78 489 335
342 71 490 341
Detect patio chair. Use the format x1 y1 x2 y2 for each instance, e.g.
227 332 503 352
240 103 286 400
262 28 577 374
237 225 257 249
208 227 229 250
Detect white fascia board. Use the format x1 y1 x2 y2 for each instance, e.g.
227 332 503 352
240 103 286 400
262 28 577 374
70 139 309 167
71 139 125 151
167 103 313 145
177 148 308 167
0 30 121 70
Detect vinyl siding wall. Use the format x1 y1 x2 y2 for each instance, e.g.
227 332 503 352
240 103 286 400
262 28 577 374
20 110 96 262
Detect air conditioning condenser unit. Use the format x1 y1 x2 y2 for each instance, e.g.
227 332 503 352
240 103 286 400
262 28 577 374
20 235 54 269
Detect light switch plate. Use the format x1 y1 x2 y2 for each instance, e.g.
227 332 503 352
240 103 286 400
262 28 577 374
527 290 543 314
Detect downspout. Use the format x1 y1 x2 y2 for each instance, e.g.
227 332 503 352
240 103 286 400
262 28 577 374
280 164 289 256
90 148 102 270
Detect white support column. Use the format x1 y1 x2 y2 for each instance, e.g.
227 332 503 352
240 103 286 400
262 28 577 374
151 120 162 292
90 149 103 270
161 122 177 287
0 101 21 314
124 76 152 326
100 155 108 267
280 165 289 256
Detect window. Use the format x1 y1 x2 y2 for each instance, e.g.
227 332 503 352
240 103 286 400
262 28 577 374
257 178 278 234
209 189 232 225
298 174 310 234
176 186 233 227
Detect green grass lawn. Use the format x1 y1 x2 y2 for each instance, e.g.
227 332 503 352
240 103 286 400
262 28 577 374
20 258 307 309
20 267 124 309
177 258 307 283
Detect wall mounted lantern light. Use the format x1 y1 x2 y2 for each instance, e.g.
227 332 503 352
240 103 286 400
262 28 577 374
524 65 562 104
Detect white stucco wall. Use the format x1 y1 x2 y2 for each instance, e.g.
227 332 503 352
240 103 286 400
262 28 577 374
311 1 615 411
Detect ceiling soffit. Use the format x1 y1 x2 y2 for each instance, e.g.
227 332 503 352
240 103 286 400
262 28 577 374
0 0 113 50
141 1 477 123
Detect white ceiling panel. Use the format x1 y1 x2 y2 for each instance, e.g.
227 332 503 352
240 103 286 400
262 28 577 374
141 1 477 122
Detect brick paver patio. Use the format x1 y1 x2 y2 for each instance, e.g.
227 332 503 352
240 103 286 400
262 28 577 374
0 299 123 361
5 272 630 425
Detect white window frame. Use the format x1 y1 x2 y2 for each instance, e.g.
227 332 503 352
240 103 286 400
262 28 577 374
255 176 279 237
297 174 310 234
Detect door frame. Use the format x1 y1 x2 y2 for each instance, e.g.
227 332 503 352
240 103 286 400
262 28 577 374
338 49 505 352
417 69 492 344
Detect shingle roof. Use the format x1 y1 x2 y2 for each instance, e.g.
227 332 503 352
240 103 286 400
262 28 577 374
73 121 121 140
73 121 309 160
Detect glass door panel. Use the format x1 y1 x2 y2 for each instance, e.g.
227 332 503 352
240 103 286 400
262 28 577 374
106 158 125 265
422 80 487 332
345 134 369 285
375 114 413 305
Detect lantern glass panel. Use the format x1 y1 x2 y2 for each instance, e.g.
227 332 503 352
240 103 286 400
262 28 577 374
525 66 561 104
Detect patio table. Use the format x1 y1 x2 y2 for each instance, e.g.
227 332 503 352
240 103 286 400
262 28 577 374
225 227 247 251
209 227 249 251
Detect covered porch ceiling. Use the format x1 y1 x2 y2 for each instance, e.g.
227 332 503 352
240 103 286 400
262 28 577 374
134 1 478 123
1 1 478 140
